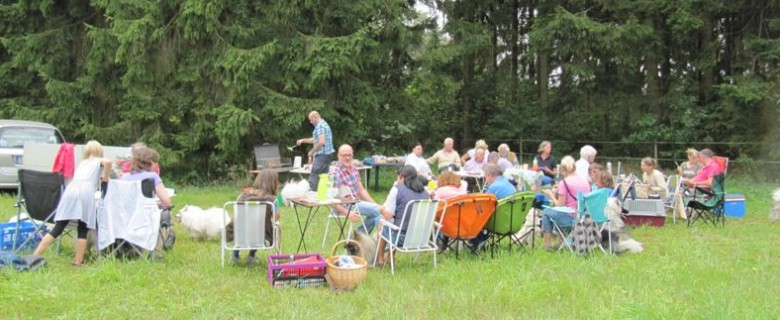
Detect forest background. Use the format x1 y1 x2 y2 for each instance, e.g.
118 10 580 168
2 0 779 183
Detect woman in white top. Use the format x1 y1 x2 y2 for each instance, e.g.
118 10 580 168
641 157 666 199
33 140 112 266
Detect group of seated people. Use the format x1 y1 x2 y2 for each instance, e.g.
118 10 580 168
33 141 171 266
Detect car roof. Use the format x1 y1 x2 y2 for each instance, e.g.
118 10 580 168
0 119 58 129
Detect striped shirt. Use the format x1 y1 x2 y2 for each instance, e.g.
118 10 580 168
330 162 360 199
313 119 334 155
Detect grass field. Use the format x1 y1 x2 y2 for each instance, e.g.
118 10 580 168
1 176 779 318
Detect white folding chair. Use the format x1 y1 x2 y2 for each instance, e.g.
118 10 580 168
373 199 445 275
322 211 352 248
664 174 683 224
221 201 279 267
97 179 161 260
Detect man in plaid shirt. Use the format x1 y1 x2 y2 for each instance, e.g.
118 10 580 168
330 144 382 234
296 111 335 191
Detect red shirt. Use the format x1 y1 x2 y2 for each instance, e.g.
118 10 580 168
693 160 721 183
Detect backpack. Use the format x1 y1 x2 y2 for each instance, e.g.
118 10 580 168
571 213 601 255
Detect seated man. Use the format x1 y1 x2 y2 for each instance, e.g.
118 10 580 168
682 148 721 190
330 144 383 235
469 164 515 250
405 143 434 181
426 137 462 173
488 151 513 172
463 147 489 172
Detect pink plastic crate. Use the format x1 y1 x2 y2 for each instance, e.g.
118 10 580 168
267 254 327 288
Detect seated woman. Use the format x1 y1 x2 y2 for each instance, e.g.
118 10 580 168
461 139 489 163
678 148 702 180
376 165 430 267
540 156 590 251
119 147 173 258
33 140 113 266
595 171 615 196
433 171 468 200
588 163 604 190
227 169 280 265
534 141 557 185
641 157 666 199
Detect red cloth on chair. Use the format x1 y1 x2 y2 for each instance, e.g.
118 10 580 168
52 142 75 178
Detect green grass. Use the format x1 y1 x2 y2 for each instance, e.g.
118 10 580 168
1 177 779 318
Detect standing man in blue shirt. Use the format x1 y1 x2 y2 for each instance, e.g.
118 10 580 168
296 111 335 191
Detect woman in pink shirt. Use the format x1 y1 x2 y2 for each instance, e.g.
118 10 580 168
432 171 467 200
540 156 591 250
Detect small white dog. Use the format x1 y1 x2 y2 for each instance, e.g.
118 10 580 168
280 179 310 206
770 189 780 223
177 205 229 240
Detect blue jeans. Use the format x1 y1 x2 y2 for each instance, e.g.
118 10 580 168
308 153 332 191
355 202 382 235
381 225 406 248
541 208 575 233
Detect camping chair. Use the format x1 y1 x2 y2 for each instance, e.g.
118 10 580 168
664 174 682 224
221 200 280 267
97 179 161 260
437 194 497 257
713 156 729 175
550 189 611 254
577 188 612 254
483 191 536 254
373 199 445 275
12 169 65 253
685 174 726 227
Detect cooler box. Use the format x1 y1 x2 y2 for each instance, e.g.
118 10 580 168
622 199 666 227
724 194 746 218
1 221 41 251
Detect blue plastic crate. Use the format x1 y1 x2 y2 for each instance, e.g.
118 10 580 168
0 221 41 251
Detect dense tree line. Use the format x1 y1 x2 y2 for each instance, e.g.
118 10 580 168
2 0 778 182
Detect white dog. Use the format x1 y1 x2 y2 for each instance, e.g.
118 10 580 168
280 179 310 206
177 205 229 240
770 189 780 223
604 198 644 254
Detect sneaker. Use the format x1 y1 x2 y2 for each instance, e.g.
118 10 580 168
246 256 258 266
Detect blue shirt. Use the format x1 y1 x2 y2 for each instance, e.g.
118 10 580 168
486 176 515 200
313 119 334 155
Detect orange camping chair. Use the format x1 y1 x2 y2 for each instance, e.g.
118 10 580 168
436 193 497 257
713 156 729 175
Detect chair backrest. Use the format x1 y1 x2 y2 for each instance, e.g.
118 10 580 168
230 201 274 248
437 193 497 240
484 191 535 234
17 169 64 221
578 189 611 223
713 156 729 175
253 144 290 169
397 199 444 249
97 179 160 251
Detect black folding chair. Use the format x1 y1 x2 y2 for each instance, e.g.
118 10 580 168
685 174 726 227
13 169 65 252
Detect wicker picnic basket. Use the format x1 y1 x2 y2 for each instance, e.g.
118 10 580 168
326 239 368 290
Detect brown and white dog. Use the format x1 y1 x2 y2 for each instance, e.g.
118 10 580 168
604 198 644 254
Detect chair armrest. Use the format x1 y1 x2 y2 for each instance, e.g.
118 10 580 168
382 222 401 231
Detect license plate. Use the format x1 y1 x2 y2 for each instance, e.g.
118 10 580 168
12 155 22 165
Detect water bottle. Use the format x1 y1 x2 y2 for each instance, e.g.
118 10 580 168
607 162 613 175
317 174 332 200
532 158 539 171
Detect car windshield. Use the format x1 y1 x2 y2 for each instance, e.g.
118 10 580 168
0 127 62 149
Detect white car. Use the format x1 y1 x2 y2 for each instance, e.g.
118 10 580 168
0 119 65 189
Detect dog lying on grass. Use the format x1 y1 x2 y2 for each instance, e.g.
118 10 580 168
177 205 229 240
